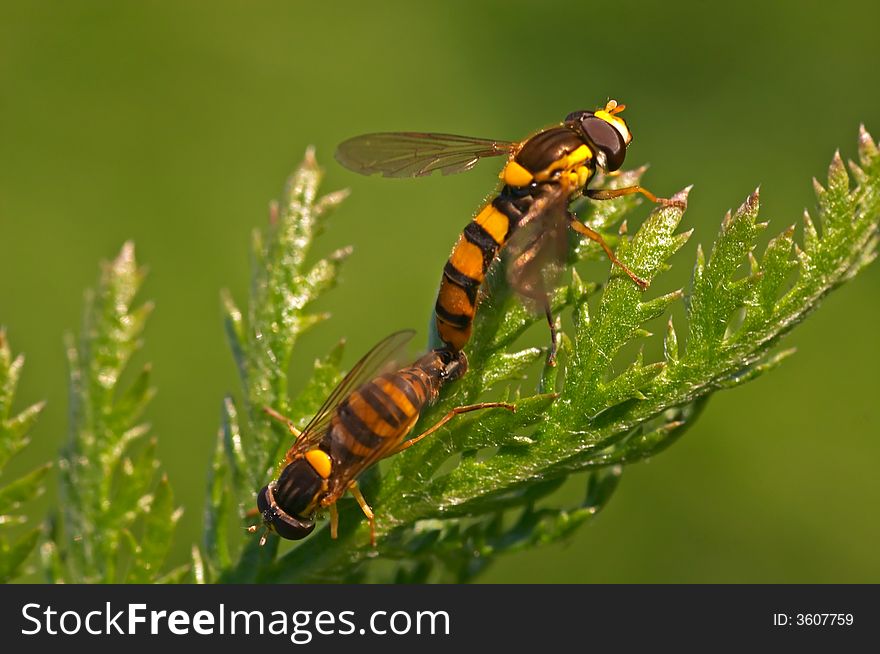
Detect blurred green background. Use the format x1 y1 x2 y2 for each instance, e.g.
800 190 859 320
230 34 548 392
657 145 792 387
1 1 878 583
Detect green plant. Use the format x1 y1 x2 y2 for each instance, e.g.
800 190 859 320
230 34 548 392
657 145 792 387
0 330 48 582
41 243 185 583
200 128 879 583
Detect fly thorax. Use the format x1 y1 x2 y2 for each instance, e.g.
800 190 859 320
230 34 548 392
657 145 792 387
513 127 591 185
273 458 326 519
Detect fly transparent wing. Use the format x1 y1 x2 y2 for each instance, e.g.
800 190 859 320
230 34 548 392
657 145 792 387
504 189 570 308
284 329 415 461
335 132 515 178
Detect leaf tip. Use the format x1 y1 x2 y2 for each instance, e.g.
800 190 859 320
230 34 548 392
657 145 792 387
315 188 352 215
858 124 878 163
829 149 847 180
721 208 733 231
670 185 692 208
745 187 760 213
748 250 759 271
329 245 354 261
119 240 136 262
303 145 318 168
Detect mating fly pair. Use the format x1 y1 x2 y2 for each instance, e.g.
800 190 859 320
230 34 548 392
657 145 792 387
249 331 513 546
336 100 682 364
253 100 678 545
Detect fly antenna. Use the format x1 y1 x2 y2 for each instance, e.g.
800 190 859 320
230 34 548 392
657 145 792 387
246 523 270 547
606 99 626 115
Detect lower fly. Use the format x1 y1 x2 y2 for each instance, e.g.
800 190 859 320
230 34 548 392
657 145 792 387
249 331 514 546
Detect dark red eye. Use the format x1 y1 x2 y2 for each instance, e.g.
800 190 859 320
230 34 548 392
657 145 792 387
257 484 317 541
565 110 593 123
580 117 627 171
271 513 316 540
257 485 271 514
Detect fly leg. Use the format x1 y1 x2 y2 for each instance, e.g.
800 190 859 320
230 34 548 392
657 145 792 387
567 213 649 290
329 503 339 540
348 482 375 547
542 296 560 367
264 406 305 462
263 406 302 439
391 402 516 455
359 403 517 547
585 185 686 208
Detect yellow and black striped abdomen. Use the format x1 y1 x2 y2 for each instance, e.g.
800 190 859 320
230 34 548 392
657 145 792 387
329 370 429 468
435 202 514 351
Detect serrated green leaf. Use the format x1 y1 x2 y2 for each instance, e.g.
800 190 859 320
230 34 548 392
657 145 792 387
716 348 797 389
0 463 51 516
0 332 48 582
687 191 765 353
236 151 352 470
51 243 180 583
479 347 544 389
126 476 179 583
203 404 232 576
207 152 354 583
0 527 41 583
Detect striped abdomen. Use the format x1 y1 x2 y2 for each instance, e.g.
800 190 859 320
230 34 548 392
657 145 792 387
434 187 537 351
434 126 594 352
326 364 435 487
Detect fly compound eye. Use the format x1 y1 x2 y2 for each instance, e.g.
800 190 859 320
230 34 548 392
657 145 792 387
257 484 271 515
256 483 315 540
271 513 316 540
580 116 627 171
565 109 593 123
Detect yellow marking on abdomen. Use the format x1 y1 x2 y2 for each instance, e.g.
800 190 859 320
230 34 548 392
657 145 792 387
336 423 376 458
448 237 486 281
378 379 418 418
438 278 475 316
346 392 400 439
474 204 511 245
437 320 471 351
